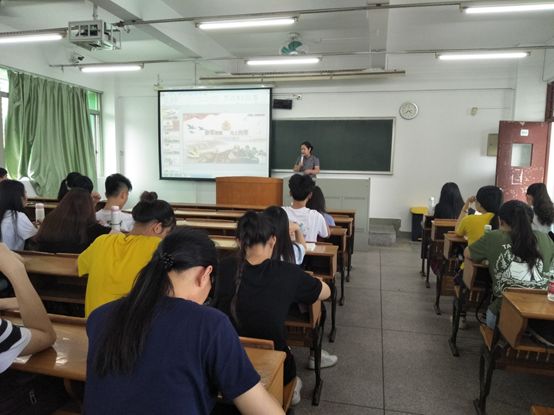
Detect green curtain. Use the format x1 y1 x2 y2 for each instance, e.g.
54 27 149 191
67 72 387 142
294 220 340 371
4 70 96 197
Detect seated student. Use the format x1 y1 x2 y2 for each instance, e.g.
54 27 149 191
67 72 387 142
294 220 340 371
466 200 554 329
526 183 554 234
34 188 110 254
306 186 335 226
432 182 465 219
263 206 338 372
95 173 134 232
0 167 7 181
264 206 307 265
0 180 37 251
455 185 503 245
283 174 329 242
58 172 102 207
78 192 176 317
85 228 283 415
212 212 331 406
0 243 56 373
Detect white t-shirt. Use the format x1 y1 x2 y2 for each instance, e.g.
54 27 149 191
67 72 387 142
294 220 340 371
0 318 31 373
282 206 329 242
293 242 305 265
531 210 554 234
96 209 134 233
1 211 38 251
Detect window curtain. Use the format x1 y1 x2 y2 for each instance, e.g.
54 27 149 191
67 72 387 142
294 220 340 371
4 70 96 197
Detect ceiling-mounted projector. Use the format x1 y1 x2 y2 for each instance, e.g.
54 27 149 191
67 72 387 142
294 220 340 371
68 20 121 50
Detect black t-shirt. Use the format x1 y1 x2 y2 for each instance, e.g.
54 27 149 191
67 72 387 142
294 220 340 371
36 223 110 254
212 256 322 384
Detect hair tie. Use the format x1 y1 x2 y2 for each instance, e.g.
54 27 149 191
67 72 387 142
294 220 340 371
161 253 175 270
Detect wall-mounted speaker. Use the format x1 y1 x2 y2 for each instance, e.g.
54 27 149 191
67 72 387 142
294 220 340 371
273 99 293 109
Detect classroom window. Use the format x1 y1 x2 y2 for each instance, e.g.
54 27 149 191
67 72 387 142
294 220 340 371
0 68 8 160
87 90 103 175
511 143 532 167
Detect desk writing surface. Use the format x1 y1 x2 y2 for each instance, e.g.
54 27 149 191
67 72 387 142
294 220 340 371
9 317 87 382
7 316 285 396
503 290 554 320
174 210 245 219
177 220 237 231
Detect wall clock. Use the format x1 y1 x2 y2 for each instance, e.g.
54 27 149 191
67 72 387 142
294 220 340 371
399 102 419 120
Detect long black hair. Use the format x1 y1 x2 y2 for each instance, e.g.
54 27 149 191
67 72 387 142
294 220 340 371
434 182 464 219
57 172 81 201
263 206 295 264
526 183 554 226
306 186 328 215
476 185 503 230
231 211 275 323
498 200 542 270
93 228 218 376
0 180 26 242
131 192 176 229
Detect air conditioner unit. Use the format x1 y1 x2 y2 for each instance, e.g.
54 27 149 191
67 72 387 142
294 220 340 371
68 20 121 50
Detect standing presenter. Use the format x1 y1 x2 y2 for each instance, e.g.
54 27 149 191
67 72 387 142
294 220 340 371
293 141 320 178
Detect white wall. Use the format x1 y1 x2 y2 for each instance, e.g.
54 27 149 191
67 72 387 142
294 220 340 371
105 52 549 231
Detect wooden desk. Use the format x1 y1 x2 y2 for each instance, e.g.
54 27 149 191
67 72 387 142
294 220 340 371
531 406 554 415
327 227 347 306
425 219 457 289
174 209 245 220
499 289 554 349
448 259 490 357
177 219 237 236
474 289 554 415
17 251 84 312
443 232 466 260
420 214 433 277
6 315 286 406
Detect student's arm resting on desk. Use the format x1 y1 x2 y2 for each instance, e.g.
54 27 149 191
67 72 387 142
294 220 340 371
463 232 490 262
0 297 19 310
208 314 284 413
0 243 55 355
294 268 331 302
234 383 284 415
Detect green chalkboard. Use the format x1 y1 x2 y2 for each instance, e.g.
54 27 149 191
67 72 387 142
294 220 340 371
270 118 394 173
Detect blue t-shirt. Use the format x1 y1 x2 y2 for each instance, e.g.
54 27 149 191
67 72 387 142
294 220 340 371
84 297 260 415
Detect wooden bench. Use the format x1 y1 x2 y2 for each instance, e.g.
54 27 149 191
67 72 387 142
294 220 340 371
448 258 491 357
426 219 456 292
473 289 554 415
420 214 433 277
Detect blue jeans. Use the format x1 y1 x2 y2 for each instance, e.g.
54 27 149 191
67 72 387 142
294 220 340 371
486 309 497 329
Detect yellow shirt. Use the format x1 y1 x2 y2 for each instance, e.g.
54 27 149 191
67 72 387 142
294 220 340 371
455 212 495 246
78 233 161 317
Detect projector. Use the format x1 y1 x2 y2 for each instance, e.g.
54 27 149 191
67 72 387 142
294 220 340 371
68 20 121 51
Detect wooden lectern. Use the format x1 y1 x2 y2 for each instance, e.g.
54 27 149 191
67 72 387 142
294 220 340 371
216 177 283 206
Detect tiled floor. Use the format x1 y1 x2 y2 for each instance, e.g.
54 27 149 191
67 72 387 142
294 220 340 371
291 237 554 415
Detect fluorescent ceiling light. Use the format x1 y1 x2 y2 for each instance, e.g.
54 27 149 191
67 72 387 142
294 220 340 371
197 17 296 30
80 64 144 73
463 3 554 14
437 52 529 60
247 57 321 66
0 33 63 44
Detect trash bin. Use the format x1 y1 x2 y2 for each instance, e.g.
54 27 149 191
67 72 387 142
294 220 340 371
410 207 428 241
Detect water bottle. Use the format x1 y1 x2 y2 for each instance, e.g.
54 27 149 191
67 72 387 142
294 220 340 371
484 224 492 233
35 203 45 225
548 280 554 302
427 197 435 215
110 206 122 232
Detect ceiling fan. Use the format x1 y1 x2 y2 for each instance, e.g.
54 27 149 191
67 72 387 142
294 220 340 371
280 32 308 56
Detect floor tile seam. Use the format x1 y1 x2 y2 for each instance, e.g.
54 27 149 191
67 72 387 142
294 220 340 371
319 399 385 411
381 327 483 341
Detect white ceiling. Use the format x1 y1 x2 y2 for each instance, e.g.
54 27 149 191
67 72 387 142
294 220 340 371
0 0 553 73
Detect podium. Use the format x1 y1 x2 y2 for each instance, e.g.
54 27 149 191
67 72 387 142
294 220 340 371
216 176 283 206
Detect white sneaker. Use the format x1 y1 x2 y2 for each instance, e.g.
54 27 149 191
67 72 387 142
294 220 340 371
308 349 338 369
291 376 302 406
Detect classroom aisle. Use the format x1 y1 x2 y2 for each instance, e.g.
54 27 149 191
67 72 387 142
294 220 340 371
291 237 554 415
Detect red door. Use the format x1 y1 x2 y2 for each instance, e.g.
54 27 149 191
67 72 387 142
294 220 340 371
496 121 550 202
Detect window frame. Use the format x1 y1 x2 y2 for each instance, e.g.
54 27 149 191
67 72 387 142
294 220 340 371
87 91 104 177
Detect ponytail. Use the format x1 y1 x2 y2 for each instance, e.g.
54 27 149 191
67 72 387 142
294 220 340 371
498 200 542 270
476 185 503 230
93 228 217 376
230 211 275 324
